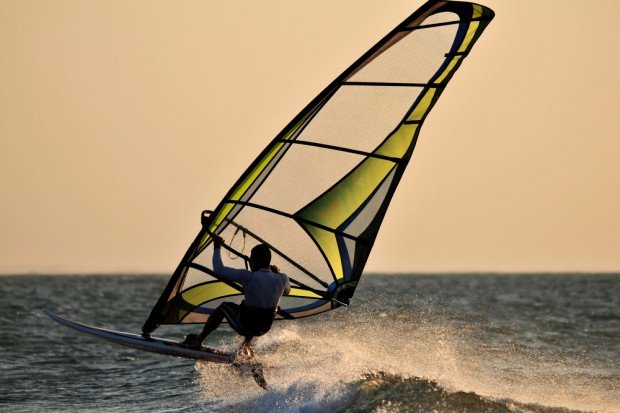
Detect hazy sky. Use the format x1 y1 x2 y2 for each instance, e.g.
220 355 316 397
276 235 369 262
1 0 619 274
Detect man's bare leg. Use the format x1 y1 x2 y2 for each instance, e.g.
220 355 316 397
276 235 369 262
186 306 226 349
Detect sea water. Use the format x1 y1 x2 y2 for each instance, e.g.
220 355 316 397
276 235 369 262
0 274 617 412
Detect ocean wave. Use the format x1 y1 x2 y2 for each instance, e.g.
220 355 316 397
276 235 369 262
197 370 591 413
2 275 616 413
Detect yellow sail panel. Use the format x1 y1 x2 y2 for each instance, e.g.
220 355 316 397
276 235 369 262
458 21 480 53
473 4 483 19
298 158 394 229
181 282 241 306
289 288 323 299
302 224 343 280
375 124 418 158
174 281 241 320
435 56 462 84
407 88 436 122
229 143 284 203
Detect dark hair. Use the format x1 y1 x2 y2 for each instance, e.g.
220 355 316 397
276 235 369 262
250 244 271 268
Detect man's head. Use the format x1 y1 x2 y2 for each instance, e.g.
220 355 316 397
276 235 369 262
249 243 271 271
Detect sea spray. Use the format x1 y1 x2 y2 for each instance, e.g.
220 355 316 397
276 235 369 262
193 277 614 412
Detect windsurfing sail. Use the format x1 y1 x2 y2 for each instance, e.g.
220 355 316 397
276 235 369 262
143 0 494 335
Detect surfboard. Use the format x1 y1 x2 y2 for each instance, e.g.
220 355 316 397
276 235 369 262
43 309 269 388
43 309 235 362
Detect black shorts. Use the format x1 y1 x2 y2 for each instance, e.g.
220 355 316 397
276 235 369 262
220 302 276 337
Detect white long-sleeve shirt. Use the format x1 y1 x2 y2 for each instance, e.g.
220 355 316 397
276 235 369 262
212 248 291 309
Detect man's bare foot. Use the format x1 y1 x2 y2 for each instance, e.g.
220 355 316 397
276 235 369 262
237 339 254 359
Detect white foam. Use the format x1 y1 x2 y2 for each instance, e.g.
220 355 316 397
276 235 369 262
193 311 472 412
194 308 615 412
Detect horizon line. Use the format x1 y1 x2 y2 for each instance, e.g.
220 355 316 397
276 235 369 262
1 271 619 277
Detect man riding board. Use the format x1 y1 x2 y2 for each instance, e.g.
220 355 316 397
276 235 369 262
183 236 291 356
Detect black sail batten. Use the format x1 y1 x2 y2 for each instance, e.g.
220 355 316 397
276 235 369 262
342 81 444 88
192 86 338 261
143 1 494 330
216 216 330 288
397 15 490 31
197 232 330 298
275 139 402 163
223 200 370 243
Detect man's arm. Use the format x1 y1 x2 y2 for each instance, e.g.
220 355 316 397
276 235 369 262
270 264 291 295
212 237 252 285
282 275 291 296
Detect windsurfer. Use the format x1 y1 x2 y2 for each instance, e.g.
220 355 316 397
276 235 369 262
183 236 291 355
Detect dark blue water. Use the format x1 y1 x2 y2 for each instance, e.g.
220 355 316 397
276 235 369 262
0 274 618 412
